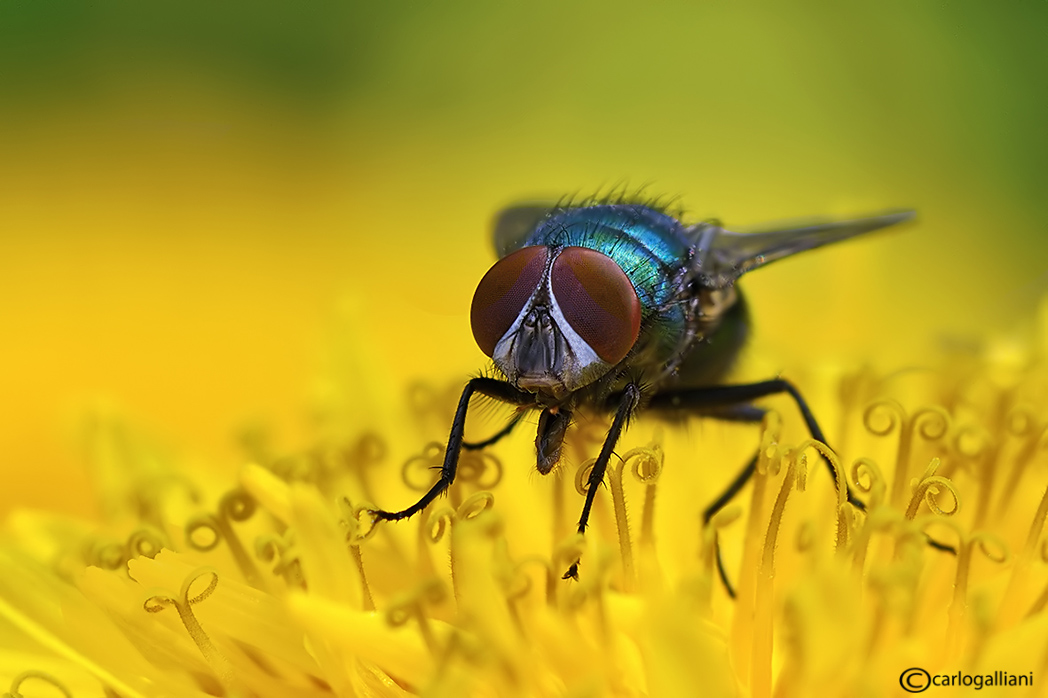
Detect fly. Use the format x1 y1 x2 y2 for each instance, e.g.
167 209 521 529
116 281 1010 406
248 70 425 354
371 197 915 582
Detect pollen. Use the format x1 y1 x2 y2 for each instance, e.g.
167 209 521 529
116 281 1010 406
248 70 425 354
1 325 1047 697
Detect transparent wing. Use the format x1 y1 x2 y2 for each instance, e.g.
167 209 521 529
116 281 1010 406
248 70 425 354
694 210 915 286
491 204 555 258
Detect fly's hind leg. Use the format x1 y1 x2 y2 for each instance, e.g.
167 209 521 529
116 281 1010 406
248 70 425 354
564 382 642 580
648 378 864 508
648 381 844 597
703 450 760 599
370 377 535 522
649 378 955 596
696 406 765 598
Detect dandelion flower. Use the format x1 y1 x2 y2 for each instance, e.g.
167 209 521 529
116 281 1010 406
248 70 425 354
1 305 1047 697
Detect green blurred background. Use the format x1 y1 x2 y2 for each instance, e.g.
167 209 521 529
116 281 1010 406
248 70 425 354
2 2 1045 518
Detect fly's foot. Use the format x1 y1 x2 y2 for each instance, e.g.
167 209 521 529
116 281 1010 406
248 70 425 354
368 508 409 522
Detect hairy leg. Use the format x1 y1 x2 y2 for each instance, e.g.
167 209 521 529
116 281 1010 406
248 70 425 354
371 377 535 521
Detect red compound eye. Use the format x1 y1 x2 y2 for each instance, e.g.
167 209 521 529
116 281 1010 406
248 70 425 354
550 247 641 364
471 246 548 357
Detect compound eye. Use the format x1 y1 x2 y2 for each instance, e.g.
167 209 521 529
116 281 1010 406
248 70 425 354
551 247 641 364
471 246 549 357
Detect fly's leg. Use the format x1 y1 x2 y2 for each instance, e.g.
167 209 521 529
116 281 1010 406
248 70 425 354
647 378 864 509
370 377 535 522
462 410 525 451
699 406 766 598
564 383 641 580
648 381 847 597
649 378 956 595
703 452 757 598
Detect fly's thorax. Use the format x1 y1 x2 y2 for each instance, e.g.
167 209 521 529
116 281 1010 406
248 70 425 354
470 245 642 399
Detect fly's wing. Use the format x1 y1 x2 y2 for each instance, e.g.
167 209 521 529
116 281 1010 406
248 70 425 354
692 210 915 287
492 204 555 258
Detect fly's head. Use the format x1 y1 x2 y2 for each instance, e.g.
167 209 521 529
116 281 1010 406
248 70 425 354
470 245 642 400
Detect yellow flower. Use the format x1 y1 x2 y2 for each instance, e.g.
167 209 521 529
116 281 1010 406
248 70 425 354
1 303 1047 697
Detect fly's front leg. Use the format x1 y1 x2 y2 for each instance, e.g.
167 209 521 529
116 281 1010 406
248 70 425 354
563 383 641 580
370 377 535 522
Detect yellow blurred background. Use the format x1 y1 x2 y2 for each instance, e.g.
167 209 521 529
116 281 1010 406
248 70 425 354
2 3 1045 519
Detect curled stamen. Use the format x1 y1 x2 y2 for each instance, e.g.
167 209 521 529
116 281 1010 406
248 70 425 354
792 440 840 496
184 518 221 552
1007 407 1038 438
88 539 128 571
127 526 166 560
385 577 447 654
912 407 952 442
401 442 444 492
336 497 378 611
406 381 459 427
766 444 807 548
144 567 240 692
607 453 635 591
904 459 961 519
863 399 904 438
256 531 303 587
501 555 548 602
4 670 74 698
865 401 951 508
220 488 256 523
455 451 503 490
339 497 380 546
407 380 438 419
184 489 263 588
919 520 1009 658
758 411 784 477
623 444 663 484
574 458 598 496
731 411 784 681
953 424 991 461
972 531 1009 564
269 451 321 483
850 458 886 510
344 431 387 472
620 442 664 573
752 448 806 698
427 492 495 543
510 554 559 607
850 507 910 578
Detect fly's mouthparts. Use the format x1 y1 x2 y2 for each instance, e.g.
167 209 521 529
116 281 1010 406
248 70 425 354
513 308 566 377
516 373 570 398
